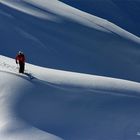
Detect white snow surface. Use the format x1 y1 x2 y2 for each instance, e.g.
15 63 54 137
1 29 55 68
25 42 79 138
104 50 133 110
1 55 140 140
0 0 140 140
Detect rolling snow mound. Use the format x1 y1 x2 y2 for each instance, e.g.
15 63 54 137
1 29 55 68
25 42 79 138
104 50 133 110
1 56 140 140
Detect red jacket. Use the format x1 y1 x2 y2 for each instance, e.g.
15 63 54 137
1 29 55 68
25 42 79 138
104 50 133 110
16 54 25 63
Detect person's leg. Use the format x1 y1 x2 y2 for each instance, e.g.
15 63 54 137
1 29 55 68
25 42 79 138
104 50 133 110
19 63 25 73
21 63 25 73
19 63 22 73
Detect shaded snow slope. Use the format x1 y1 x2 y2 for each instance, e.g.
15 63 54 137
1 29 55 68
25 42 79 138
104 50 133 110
0 56 63 140
0 74 60 140
1 55 140 140
0 71 62 140
60 0 140 36
0 0 140 82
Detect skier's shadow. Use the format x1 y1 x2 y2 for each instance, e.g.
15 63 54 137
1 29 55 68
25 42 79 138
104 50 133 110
24 73 35 80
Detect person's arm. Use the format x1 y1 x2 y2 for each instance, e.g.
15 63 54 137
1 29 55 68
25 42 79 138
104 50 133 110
15 55 18 64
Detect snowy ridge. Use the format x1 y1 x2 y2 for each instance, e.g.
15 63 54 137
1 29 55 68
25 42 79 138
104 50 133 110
0 0 140 83
1 55 140 97
60 0 140 37
1 0 140 43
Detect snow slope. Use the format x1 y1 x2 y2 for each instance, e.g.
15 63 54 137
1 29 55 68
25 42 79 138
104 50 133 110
0 0 140 82
0 56 62 140
60 0 140 37
0 0 140 140
1 55 140 140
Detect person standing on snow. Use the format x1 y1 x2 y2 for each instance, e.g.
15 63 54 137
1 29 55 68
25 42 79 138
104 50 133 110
16 51 25 73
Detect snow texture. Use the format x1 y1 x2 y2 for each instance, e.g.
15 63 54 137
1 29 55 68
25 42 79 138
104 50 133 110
0 0 140 140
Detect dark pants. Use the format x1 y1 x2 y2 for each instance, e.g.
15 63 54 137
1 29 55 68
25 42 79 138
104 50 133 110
19 62 25 73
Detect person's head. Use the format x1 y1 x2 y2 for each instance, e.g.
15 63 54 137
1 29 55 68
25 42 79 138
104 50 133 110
18 51 23 55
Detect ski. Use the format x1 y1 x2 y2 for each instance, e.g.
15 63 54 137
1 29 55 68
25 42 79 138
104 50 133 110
24 73 34 80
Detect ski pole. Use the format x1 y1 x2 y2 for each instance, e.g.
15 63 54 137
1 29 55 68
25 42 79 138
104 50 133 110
16 63 19 72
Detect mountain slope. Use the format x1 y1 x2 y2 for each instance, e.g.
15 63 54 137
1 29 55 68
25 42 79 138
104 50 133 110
0 0 140 82
1 55 140 140
0 0 140 140
60 0 140 36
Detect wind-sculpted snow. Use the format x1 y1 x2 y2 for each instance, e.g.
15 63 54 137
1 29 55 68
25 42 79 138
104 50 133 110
60 0 140 36
1 0 140 42
0 0 140 83
1 56 140 140
0 0 140 139
0 0 58 21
